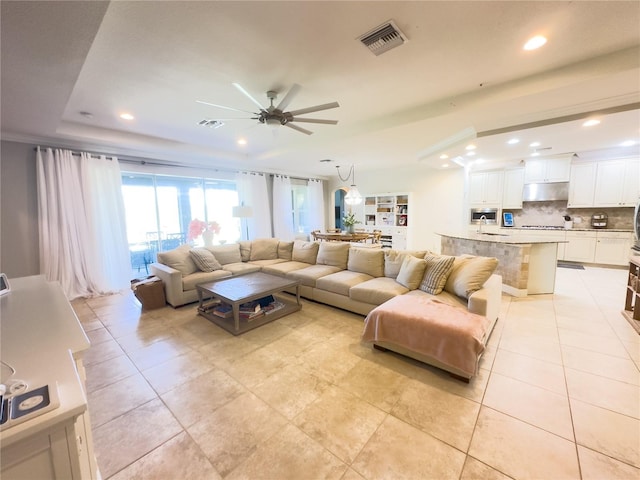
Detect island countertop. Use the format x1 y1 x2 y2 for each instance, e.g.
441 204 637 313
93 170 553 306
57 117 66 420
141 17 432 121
437 231 567 244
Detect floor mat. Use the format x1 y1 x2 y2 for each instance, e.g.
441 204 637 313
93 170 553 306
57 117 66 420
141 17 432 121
557 262 585 270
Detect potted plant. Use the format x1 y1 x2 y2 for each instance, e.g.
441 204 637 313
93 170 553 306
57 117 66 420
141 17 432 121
342 212 361 234
188 219 221 246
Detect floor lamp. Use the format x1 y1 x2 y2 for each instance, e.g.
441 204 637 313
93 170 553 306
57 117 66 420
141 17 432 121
232 205 253 241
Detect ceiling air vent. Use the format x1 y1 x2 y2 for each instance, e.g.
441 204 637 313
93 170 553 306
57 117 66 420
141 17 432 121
359 20 407 56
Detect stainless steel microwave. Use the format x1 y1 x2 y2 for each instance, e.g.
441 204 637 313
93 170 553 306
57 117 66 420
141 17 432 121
470 208 499 225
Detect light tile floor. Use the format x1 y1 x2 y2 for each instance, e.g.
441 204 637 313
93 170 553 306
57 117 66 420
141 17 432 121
73 265 640 479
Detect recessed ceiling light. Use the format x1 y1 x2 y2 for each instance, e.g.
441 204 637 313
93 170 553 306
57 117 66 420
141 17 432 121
119 113 134 120
465 144 476 150
529 141 541 147
466 151 476 156
524 35 547 51
507 138 519 145
531 152 540 157
237 138 247 145
620 140 636 147
582 119 600 127
439 154 449 159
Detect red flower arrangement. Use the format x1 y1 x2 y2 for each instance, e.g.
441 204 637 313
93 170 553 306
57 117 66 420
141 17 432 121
187 219 221 241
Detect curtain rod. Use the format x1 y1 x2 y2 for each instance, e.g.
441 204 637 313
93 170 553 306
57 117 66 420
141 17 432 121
34 146 321 182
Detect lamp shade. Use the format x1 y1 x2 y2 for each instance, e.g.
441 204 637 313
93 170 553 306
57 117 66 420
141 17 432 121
344 185 363 205
232 206 253 218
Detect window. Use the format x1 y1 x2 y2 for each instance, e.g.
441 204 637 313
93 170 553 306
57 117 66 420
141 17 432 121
291 180 309 234
121 172 238 275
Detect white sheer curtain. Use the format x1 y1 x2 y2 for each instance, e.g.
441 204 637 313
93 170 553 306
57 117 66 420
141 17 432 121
307 178 325 232
235 171 272 239
36 147 131 299
272 175 295 240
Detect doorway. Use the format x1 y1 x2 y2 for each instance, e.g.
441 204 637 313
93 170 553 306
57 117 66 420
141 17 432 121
334 189 346 230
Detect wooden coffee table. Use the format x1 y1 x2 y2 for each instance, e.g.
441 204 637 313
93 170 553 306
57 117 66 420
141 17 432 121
196 272 301 335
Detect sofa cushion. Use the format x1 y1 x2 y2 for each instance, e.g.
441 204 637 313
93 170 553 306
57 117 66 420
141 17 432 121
348 248 384 278
396 255 427 290
292 240 319 264
221 262 261 275
316 242 350 269
239 241 252 262
444 255 499 299
182 270 232 291
262 261 313 277
384 249 428 278
189 248 223 272
419 254 456 295
349 277 409 304
248 258 287 267
156 244 198 276
207 244 242 265
287 264 342 287
278 241 294 261
250 238 279 261
316 270 373 296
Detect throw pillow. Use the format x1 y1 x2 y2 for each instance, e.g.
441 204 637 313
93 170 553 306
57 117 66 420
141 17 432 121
292 240 319 264
250 238 279 261
444 255 499 299
395 255 427 290
419 254 456 295
316 242 350 269
384 249 428 278
189 248 223 272
156 244 198 277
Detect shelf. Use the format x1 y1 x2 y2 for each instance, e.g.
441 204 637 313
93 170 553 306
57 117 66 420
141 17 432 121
622 258 640 333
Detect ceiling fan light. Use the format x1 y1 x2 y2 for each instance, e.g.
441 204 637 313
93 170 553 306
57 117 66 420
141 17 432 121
345 185 363 205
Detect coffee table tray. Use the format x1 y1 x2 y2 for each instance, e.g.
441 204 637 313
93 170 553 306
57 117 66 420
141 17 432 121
196 272 301 335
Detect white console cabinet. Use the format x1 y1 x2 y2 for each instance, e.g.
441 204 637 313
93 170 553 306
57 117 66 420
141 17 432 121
361 193 410 248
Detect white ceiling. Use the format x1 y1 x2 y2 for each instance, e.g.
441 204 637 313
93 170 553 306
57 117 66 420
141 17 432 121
2 1 639 178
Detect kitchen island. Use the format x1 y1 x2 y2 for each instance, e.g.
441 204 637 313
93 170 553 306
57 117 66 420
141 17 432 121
438 231 564 296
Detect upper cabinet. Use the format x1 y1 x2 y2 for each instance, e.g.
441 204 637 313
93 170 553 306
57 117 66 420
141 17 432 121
568 162 597 207
593 158 640 207
524 157 571 183
469 171 503 207
502 168 525 209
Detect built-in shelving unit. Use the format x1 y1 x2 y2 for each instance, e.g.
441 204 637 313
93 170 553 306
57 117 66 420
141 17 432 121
361 193 411 249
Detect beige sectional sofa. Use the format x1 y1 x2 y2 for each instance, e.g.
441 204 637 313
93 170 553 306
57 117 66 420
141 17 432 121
150 238 501 321
150 238 502 380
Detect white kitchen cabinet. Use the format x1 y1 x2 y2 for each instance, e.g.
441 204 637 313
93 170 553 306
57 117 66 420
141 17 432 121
594 231 633 265
519 229 566 261
469 171 503 206
564 231 597 262
524 157 571 183
568 162 597 207
502 168 525 209
594 158 640 207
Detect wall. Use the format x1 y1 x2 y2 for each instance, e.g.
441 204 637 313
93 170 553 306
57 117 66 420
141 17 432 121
0 141 40 277
328 165 467 252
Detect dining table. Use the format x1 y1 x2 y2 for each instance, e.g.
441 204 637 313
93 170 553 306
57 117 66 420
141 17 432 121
312 231 373 243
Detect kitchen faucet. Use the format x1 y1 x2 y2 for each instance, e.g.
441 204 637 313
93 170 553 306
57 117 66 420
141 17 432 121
477 215 487 233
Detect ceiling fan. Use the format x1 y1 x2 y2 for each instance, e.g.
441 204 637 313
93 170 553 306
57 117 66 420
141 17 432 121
197 83 339 135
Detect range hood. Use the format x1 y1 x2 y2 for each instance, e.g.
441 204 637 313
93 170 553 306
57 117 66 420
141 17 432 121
523 182 569 202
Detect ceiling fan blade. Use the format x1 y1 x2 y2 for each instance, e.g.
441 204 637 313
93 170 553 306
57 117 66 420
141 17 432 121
284 123 313 135
291 117 338 125
275 83 301 112
232 82 267 111
196 100 255 115
287 101 340 117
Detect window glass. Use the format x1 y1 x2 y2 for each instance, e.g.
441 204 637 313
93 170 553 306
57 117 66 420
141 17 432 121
121 172 239 276
292 181 309 234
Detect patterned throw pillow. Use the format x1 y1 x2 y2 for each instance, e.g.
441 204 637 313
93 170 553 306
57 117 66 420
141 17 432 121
419 254 456 295
189 248 223 272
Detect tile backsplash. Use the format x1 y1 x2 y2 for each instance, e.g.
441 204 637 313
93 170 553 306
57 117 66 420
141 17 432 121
505 201 634 229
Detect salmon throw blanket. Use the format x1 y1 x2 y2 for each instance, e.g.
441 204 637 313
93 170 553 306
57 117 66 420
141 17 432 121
362 295 491 377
